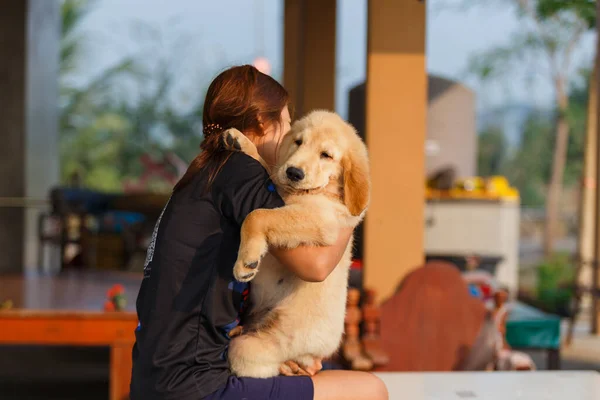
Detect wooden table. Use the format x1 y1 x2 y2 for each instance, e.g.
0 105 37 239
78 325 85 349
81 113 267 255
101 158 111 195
0 271 141 400
374 371 600 399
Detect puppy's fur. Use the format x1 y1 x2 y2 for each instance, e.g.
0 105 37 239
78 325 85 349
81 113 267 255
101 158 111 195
222 110 371 378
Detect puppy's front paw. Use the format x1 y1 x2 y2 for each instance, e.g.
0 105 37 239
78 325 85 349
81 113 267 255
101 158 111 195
233 259 259 282
221 128 244 152
233 239 268 282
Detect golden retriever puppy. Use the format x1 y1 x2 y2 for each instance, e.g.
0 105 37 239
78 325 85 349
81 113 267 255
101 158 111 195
220 110 371 378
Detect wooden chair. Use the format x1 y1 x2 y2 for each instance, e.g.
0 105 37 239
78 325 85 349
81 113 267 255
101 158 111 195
376 262 494 371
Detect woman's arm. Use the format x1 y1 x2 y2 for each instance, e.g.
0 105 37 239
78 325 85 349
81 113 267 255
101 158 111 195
270 226 354 282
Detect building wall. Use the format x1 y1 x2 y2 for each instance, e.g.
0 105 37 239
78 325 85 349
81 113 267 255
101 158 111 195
348 75 477 180
426 75 477 179
347 75 477 261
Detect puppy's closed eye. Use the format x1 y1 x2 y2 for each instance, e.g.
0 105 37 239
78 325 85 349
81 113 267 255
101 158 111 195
320 152 332 160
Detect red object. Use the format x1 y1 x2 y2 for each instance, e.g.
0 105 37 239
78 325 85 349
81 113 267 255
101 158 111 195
105 284 127 312
480 284 492 298
351 259 363 270
107 284 125 299
124 153 181 193
104 300 116 312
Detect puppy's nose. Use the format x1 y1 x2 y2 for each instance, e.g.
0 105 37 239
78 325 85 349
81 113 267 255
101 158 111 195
286 167 305 182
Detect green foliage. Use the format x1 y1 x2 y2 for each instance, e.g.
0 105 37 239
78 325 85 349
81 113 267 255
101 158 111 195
466 0 593 83
468 31 543 81
536 252 575 314
465 0 595 207
468 0 593 208
506 115 554 206
563 68 590 185
60 0 91 76
477 67 591 207
477 126 507 177
58 0 204 192
536 0 596 29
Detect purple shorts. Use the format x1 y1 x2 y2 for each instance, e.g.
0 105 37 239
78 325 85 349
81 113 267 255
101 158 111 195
202 375 314 400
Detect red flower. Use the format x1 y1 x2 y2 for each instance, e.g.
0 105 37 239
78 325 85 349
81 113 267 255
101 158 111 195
104 300 116 312
107 284 125 299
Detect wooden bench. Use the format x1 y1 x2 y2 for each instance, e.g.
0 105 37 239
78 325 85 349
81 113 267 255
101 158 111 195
0 271 140 400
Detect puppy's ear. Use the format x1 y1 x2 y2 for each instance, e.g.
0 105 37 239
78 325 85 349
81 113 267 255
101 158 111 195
342 146 370 217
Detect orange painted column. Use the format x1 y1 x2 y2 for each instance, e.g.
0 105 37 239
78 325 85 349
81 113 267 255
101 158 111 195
283 0 336 116
363 0 427 304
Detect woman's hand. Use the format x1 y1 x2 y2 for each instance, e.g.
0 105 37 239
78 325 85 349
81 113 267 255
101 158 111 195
279 358 323 376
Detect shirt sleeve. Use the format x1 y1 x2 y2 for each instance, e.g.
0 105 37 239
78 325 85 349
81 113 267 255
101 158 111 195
213 152 285 226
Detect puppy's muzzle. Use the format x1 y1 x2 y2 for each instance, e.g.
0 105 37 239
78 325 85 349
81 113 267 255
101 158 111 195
286 167 305 182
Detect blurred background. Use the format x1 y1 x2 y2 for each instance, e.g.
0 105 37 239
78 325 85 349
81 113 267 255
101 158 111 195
1 0 600 399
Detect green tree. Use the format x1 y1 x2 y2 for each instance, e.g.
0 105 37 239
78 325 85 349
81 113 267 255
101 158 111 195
506 114 554 207
499 67 591 207
59 0 205 192
477 126 507 177
59 0 139 189
467 0 595 256
563 67 591 186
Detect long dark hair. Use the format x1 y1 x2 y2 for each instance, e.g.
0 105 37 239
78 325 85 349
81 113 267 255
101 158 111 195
173 65 289 192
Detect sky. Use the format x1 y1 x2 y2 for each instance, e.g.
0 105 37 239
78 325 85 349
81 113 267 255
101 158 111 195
77 0 597 119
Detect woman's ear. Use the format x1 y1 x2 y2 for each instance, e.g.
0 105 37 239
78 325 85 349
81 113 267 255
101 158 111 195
342 147 371 217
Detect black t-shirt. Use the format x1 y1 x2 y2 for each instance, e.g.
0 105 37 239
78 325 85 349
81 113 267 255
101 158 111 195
130 152 284 400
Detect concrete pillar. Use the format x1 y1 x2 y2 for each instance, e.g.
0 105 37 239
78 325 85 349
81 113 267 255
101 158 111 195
0 1 60 273
283 0 336 116
363 0 427 303
593 0 600 335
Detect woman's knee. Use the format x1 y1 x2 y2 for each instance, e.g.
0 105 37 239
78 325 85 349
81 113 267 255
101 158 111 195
366 374 389 400
312 370 388 400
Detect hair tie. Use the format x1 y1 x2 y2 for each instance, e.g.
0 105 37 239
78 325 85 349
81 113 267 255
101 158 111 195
203 123 224 136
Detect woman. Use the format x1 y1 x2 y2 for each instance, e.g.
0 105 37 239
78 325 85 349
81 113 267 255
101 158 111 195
130 65 388 400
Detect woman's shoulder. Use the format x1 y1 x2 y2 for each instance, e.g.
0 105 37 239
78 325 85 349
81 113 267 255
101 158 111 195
220 152 269 181
212 151 283 220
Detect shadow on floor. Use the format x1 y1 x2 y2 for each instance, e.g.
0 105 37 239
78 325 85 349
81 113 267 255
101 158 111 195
0 346 109 400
